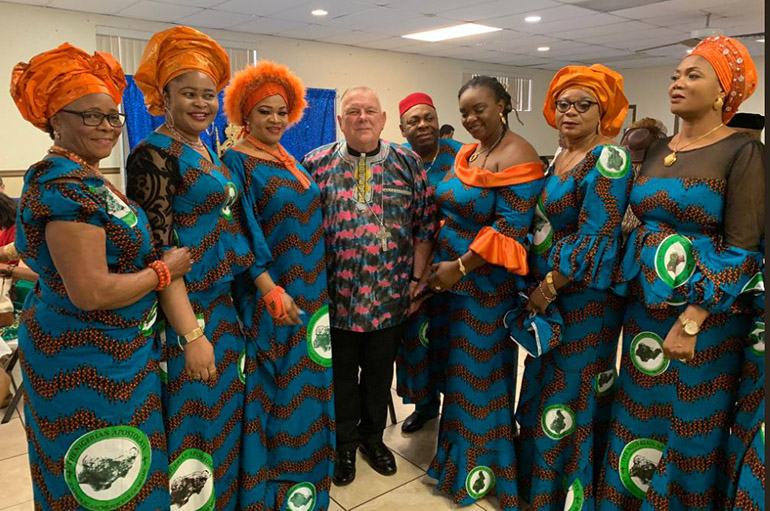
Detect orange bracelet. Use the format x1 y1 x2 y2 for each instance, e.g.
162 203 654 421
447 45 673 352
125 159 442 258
149 260 171 291
262 286 288 320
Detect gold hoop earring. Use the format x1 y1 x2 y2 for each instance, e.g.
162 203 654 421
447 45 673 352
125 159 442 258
499 112 507 127
164 106 175 128
713 97 724 111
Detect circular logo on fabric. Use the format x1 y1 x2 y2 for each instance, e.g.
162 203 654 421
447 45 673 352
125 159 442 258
64 425 151 511
169 449 214 511
220 182 238 220
564 478 585 511
159 360 168 385
596 145 630 179
654 234 695 288
665 297 687 306
88 185 138 228
307 306 332 367
285 482 317 511
630 332 669 376
532 197 553 255
418 319 430 348
619 438 665 499
749 321 765 357
541 404 577 440
238 350 246 384
594 369 616 396
741 272 765 295
139 302 158 337
465 466 495 499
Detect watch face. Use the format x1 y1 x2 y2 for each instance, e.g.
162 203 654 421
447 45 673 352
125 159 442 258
684 322 698 335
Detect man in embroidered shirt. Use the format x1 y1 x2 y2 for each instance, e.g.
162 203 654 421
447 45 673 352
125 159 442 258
302 86 437 486
396 92 462 435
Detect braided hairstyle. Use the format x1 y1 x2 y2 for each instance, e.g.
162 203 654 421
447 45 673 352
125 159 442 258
458 75 519 126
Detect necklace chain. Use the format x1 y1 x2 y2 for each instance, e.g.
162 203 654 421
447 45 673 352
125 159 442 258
469 128 506 168
48 145 100 174
164 122 207 152
555 134 600 175
663 123 724 167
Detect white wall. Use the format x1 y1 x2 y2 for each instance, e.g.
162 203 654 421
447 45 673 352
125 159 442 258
0 1 764 197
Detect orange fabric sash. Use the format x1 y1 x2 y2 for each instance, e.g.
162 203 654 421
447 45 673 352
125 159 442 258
454 144 544 188
234 135 311 189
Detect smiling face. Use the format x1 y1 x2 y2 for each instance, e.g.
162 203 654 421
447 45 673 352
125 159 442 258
458 85 504 142
400 104 439 159
163 70 219 138
669 55 724 120
337 87 386 153
246 94 289 148
555 87 601 141
49 93 121 165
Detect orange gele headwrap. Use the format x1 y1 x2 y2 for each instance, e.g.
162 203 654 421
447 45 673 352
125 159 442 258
224 60 307 128
543 64 629 138
134 26 230 116
690 36 757 123
10 43 126 132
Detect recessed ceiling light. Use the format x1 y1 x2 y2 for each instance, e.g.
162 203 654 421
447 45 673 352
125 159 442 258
311 9 328 16
757 37 765 43
537 46 550 52
525 15 541 23
402 23 502 42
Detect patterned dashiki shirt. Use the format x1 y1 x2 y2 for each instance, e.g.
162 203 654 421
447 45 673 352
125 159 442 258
302 140 438 332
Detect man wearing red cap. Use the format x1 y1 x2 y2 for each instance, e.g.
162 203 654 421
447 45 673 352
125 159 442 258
396 92 463 434
302 86 438 485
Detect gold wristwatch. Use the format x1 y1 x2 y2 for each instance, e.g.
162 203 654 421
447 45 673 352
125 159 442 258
545 272 557 296
678 315 700 336
178 327 205 349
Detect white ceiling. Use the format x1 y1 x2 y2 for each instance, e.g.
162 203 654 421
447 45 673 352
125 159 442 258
6 0 765 69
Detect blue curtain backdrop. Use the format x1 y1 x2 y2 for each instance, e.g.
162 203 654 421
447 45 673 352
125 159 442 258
122 75 336 160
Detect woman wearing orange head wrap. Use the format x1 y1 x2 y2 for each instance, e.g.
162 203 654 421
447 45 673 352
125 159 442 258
125 26 260 511
597 36 764 511
10 43 192 510
221 60 334 511
510 63 632 511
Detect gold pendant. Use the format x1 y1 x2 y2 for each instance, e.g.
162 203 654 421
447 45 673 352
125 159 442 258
469 152 478 162
663 152 677 167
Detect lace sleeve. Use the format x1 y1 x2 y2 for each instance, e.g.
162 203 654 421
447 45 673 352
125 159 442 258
125 144 180 249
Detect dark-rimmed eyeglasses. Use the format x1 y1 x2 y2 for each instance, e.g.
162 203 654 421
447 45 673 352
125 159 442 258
555 99 598 114
60 109 127 127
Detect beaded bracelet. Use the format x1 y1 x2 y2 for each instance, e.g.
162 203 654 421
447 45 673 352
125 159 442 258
149 260 171 291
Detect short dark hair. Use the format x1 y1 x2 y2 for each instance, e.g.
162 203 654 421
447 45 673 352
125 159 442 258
0 191 17 230
439 124 454 136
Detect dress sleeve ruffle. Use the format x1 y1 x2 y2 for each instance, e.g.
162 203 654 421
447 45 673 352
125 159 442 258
617 227 763 313
469 226 528 275
547 233 621 290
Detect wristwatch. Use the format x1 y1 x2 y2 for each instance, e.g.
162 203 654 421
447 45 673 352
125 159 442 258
178 327 205 349
678 315 700 336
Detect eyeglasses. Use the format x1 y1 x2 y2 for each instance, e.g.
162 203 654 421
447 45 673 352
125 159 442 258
60 110 127 127
554 99 598 114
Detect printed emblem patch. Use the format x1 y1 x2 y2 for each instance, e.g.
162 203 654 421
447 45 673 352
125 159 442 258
594 369 616 396
749 321 764 357
285 482 317 511
64 425 151 510
220 182 238 220
564 478 585 511
169 449 214 511
532 196 553 255
596 145 630 179
619 438 665 499
741 272 765 294
654 234 695 288
307 305 332 367
139 302 158 337
418 319 430 348
89 185 138 228
541 404 577 440
465 466 495 499
630 332 669 376
238 349 247 384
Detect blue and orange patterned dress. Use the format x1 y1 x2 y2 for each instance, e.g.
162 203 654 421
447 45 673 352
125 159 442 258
427 143 544 510
16 155 169 510
515 144 631 511
127 131 255 511
223 147 335 511
396 137 463 418
597 133 765 511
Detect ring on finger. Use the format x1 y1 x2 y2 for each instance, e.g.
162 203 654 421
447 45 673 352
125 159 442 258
435 285 442 291
192 373 201 380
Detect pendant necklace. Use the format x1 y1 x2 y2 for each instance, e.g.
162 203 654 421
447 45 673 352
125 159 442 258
469 128 506 168
663 123 724 167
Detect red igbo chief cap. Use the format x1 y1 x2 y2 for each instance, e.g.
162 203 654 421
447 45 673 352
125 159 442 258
399 92 435 117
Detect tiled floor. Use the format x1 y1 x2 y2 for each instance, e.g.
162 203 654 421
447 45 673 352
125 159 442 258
0 357 529 511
